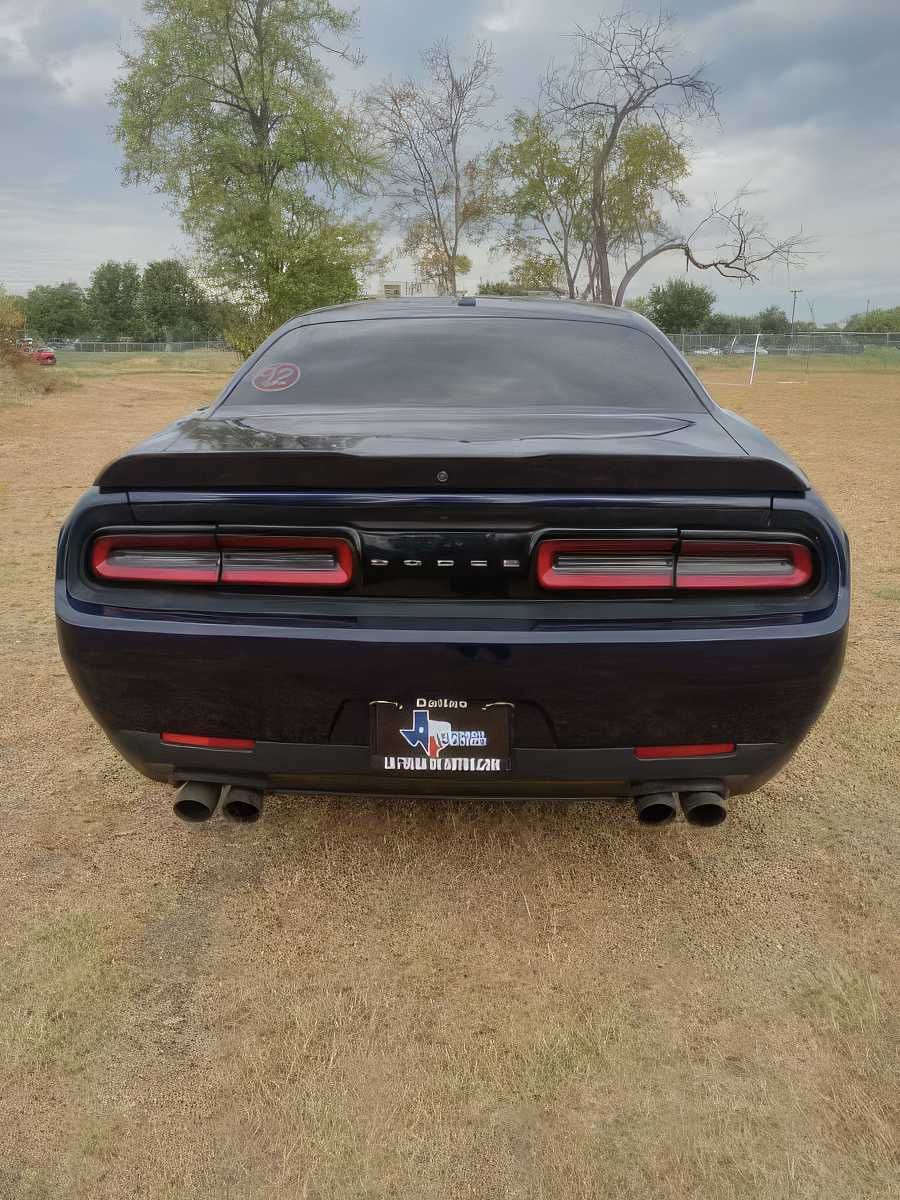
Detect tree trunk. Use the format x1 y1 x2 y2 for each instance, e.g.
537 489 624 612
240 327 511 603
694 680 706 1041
591 149 614 305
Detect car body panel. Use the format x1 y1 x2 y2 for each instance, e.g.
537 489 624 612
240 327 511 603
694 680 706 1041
56 299 849 808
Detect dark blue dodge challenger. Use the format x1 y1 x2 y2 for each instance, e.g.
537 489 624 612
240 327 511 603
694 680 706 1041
56 298 849 827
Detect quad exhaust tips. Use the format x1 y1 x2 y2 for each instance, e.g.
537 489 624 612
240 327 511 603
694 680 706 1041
174 780 222 823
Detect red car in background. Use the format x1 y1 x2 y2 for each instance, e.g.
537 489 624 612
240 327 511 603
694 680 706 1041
31 347 57 365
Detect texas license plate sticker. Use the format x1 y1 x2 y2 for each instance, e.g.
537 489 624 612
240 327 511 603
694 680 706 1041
371 700 512 773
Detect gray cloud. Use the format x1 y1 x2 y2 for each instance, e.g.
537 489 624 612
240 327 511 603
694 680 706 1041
1 0 897 320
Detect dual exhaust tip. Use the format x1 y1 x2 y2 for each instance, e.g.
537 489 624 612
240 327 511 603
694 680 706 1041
174 781 262 825
634 789 727 827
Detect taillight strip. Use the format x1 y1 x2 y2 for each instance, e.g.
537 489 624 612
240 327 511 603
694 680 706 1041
536 537 813 592
675 541 813 590
89 533 354 588
219 535 352 587
90 534 220 583
537 538 677 589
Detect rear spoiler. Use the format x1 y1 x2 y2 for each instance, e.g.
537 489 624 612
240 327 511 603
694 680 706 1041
96 450 808 493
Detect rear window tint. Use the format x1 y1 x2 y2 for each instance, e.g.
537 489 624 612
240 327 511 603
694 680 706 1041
224 316 704 412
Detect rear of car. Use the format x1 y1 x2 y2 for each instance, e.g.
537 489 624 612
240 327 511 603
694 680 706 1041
56 300 849 825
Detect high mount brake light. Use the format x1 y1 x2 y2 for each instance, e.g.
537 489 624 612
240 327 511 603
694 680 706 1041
90 533 354 588
536 539 677 589
536 538 813 592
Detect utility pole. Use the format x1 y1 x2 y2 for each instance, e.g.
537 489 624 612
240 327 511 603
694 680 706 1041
790 288 803 338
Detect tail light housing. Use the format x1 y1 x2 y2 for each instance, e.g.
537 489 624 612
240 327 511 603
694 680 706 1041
89 533 354 588
674 540 813 590
536 539 676 589
90 534 220 583
219 535 352 587
537 537 814 592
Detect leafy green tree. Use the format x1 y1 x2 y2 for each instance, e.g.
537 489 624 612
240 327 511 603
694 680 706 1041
489 110 593 298
25 281 87 338
141 259 210 341
845 306 900 332
87 261 143 339
113 0 378 345
756 305 790 333
477 280 528 296
225 218 379 355
401 219 473 295
491 110 688 300
646 278 715 336
0 288 26 354
624 295 652 318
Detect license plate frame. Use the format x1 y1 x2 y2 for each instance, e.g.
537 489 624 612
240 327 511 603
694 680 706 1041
370 700 513 774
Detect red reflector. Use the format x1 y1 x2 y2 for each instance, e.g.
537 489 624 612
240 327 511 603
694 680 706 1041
161 733 256 750
536 538 677 589
634 743 735 759
218 535 353 587
91 534 219 583
676 541 813 590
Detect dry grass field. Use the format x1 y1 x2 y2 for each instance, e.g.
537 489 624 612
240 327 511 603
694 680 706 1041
0 355 897 1199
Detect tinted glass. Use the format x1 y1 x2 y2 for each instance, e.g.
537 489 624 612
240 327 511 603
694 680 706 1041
224 316 704 412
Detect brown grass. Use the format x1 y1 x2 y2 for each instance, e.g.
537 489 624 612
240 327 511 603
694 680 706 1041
0 353 62 403
0 363 897 1199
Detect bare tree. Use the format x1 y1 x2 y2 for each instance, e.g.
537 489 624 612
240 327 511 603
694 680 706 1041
368 40 497 294
546 9 809 305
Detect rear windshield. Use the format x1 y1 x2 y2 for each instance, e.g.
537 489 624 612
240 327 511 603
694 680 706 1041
223 316 704 412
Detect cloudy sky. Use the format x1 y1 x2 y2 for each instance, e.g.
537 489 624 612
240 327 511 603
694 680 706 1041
1 0 897 321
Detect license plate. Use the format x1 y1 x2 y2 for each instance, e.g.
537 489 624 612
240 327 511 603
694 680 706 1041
370 700 512 774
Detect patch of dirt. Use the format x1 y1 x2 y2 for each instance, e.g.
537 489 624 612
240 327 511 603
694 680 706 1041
0 365 897 1198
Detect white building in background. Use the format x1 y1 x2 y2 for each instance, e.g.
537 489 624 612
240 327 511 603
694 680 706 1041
376 278 441 299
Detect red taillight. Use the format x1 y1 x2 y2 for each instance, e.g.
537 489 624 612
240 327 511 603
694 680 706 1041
536 537 813 592
219 535 352 588
90 534 220 583
90 533 354 588
536 539 677 589
161 732 256 750
635 743 735 759
675 541 813 590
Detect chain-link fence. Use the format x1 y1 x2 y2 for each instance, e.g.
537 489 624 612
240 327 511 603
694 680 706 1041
45 339 230 354
675 331 900 370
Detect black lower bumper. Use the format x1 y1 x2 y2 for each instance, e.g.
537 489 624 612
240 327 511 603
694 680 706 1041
111 730 792 800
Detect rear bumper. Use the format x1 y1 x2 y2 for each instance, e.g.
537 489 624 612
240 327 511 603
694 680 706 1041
109 729 792 799
56 587 848 800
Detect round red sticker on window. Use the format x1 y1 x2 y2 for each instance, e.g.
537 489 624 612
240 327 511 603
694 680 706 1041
251 362 301 392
